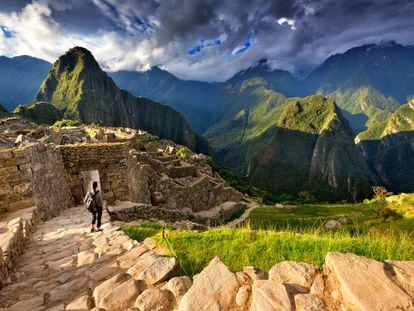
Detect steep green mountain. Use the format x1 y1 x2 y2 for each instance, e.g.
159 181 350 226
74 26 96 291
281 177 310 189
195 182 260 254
205 77 288 174
35 47 209 152
357 101 414 193
0 55 51 110
109 68 221 134
13 102 62 125
248 95 375 202
326 87 400 134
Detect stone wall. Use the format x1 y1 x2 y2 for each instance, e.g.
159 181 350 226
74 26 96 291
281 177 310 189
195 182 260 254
59 143 129 204
0 143 73 220
0 143 74 287
107 201 246 226
0 147 35 213
28 144 74 221
128 150 241 213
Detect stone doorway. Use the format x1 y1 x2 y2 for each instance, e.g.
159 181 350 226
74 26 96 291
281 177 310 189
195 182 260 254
79 170 101 202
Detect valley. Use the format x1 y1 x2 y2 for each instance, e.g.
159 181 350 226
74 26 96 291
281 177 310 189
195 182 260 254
1 42 413 202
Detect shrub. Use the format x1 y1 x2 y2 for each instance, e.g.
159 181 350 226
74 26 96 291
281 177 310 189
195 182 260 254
52 119 80 128
176 147 190 158
297 191 317 204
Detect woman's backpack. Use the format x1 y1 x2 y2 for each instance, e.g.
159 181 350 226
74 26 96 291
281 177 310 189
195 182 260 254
86 191 99 213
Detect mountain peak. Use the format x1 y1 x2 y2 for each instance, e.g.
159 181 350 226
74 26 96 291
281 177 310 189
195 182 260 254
65 46 94 58
52 46 100 76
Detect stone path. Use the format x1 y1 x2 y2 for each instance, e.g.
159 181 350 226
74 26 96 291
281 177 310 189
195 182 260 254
0 205 183 311
224 202 258 228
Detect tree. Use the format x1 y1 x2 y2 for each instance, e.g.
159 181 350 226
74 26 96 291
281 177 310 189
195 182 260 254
372 186 392 198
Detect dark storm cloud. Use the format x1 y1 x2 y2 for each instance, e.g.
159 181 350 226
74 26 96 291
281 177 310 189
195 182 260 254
0 0 414 81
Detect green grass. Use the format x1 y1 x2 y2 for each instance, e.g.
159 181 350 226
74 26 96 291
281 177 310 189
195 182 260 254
123 224 172 242
149 227 413 276
122 199 414 276
248 202 382 231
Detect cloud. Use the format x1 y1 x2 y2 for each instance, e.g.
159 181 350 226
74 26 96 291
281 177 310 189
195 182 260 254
0 0 413 81
277 17 296 30
232 30 257 56
188 34 227 55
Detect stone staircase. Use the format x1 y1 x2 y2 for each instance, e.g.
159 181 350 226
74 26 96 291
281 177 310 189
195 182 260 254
0 205 187 310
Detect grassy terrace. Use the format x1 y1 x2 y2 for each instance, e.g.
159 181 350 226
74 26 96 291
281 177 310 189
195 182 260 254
123 197 414 276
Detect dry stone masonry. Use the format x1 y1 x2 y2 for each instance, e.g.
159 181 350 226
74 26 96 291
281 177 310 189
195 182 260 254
59 142 129 203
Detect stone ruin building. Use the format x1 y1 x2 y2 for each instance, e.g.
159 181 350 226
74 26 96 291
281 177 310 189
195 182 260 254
0 117 244 285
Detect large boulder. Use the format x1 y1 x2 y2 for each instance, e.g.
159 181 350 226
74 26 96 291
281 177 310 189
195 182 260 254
178 256 240 311
325 252 413 310
250 280 292 311
269 261 320 293
98 279 144 311
93 273 129 306
294 294 327 311
127 252 159 279
134 288 174 311
386 260 414 297
162 276 192 301
117 245 148 269
65 295 93 311
136 256 180 285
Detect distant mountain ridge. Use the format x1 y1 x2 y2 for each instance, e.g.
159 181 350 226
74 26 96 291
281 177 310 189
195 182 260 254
0 55 51 110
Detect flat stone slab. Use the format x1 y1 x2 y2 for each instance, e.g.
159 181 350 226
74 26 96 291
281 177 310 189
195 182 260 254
325 252 413 311
178 256 239 311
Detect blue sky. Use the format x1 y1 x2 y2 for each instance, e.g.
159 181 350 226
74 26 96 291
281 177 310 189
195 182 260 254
0 0 414 81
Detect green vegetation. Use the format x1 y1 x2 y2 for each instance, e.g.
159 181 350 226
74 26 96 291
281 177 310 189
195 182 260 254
206 157 267 198
176 147 190 157
248 201 387 231
13 101 62 125
357 100 414 140
205 78 288 174
123 196 414 276
52 119 80 128
124 226 413 276
327 87 399 134
123 224 173 242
